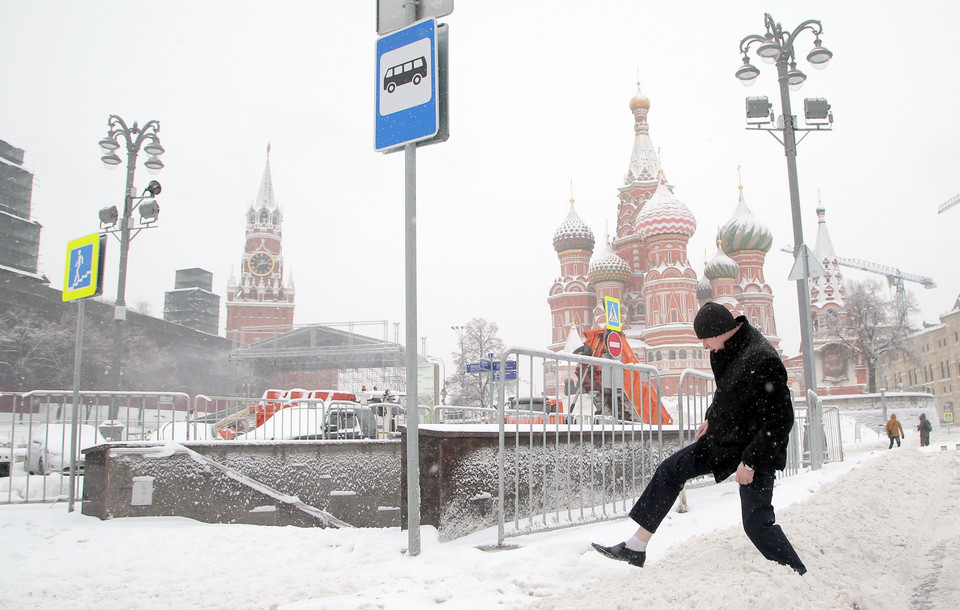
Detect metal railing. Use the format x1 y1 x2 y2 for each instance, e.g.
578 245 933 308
494 347 668 544
677 369 715 448
0 390 189 504
795 390 844 467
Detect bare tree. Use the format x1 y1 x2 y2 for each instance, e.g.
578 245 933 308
446 318 504 408
0 308 179 392
821 279 918 392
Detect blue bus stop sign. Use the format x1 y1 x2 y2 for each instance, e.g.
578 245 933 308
375 18 439 151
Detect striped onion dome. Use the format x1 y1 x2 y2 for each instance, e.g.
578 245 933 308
636 181 697 240
704 247 740 280
697 275 713 300
553 201 595 253
588 237 631 284
718 187 773 254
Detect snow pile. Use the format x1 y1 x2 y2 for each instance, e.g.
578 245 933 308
1 426 958 609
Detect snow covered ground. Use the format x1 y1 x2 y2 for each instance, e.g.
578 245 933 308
1 417 958 609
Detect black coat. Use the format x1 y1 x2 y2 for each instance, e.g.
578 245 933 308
697 316 794 482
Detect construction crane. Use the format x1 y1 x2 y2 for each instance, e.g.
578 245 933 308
938 193 960 214
835 256 936 314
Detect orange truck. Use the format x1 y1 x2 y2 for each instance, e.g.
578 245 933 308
573 329 672 425
216 388 359 439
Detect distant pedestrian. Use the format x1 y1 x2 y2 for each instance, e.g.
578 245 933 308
917 414 932 447
886 414 904 448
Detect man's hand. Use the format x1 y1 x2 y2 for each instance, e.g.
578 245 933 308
735 462 755 485
695 420 709 438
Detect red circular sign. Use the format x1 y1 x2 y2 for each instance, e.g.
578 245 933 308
607 331 622 358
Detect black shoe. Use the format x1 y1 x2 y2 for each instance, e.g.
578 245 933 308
591 542 645 567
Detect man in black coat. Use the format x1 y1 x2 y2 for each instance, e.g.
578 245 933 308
592 302 807 574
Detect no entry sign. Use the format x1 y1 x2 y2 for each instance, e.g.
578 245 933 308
607 331 622 359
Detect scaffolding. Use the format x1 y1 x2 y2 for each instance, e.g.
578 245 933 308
230 322 414 396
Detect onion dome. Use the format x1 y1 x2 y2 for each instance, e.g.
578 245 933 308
704 247 740 280
697 275 713 301
588 237 631 284
636 181 697 240
552 200 595 253
629 83 650 111
718 186 773 254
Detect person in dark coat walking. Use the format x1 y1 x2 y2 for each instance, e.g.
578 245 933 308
917 413 932 447
592 302 807 574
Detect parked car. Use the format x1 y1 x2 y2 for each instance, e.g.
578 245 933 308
26 424 106 475
0 438 11 477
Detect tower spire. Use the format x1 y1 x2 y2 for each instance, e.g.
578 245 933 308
255 145 277 211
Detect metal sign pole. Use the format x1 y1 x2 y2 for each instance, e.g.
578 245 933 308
404 138 421 556
67 298 85 512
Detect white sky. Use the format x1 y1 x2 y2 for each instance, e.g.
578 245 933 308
2 414 959 608
2 1 958 374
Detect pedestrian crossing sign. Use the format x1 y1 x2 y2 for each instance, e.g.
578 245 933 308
62 233 107 302
604 296 622 331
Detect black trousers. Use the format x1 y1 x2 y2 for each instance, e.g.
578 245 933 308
628 443 807 574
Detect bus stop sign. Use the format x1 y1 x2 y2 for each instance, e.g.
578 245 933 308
375 19 439 151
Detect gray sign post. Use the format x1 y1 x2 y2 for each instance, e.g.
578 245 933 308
376 0 452 558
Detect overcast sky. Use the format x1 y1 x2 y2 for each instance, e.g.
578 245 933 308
2 1 958 375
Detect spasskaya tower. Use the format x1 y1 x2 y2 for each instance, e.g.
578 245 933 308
225 145 295 345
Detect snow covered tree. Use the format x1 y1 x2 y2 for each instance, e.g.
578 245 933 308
446 318 504 408
821 279 918 392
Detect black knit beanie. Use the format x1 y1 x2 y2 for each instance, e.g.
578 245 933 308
694 302 738 339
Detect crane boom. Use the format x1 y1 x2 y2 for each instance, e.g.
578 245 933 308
938 193 960 214
835 256 935 287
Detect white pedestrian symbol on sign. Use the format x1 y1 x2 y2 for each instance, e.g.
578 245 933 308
69 244 93 291
604 296 622 331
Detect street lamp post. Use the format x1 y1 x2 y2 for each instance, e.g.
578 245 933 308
98 115 165 423
450 325 466 403
737 14 833 469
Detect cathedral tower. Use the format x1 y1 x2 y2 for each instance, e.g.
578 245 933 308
614 84 663 332
717 185 780 348
548 197 596 349
225 146 295 345
636 180 703 392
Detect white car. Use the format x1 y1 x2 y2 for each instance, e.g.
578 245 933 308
26 424 106 475
0 438 11 477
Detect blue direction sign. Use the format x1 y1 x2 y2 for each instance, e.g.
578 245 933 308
467 359 516 374
466 361 490 374
375 18 439 151
62 233 106 302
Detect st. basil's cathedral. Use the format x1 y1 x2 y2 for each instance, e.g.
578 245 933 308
548 84 790 396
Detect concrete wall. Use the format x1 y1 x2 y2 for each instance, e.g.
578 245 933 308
82 440 401 528
796 392 935 412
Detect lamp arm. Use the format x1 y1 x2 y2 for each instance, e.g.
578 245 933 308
130 120 162 152
738 33 766 54
783 20 824 54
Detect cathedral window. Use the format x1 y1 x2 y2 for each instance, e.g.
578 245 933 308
679 349 686 359
669 350 676 360
259 210 269 224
